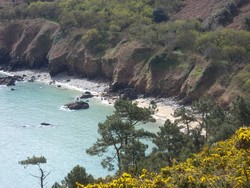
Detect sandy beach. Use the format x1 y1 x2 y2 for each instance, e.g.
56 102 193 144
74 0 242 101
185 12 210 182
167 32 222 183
6 69 178 124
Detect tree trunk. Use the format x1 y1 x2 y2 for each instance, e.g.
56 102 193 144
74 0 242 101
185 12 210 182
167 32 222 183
39 166 44 188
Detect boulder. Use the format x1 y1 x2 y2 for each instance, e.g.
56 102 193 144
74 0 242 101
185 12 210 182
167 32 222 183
119 88 138 100
40 122 51 126
49 80 55 85
65 101 89 110
80 91 94 99
27 76 36 82
0 76 16 86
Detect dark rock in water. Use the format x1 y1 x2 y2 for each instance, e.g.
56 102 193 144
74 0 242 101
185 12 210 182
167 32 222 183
13 75 23 81
65 101 89 110
0 76 16 86
80 91 94 99
119 88 138 100
65 79 70 82
41 122 51 126
0 75 23 86
49 80 55 85
57 85 61 88
11 88 15 91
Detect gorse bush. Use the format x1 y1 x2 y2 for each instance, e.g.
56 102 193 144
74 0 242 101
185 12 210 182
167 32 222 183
77 127 250 188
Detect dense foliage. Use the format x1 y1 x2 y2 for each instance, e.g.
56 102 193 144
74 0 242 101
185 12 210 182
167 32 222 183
86 99 155 174
77 127 250 187
52 165 94 188
1 0 250 65
0 0 180 52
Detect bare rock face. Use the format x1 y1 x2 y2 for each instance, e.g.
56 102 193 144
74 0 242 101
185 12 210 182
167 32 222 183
83 57 102 78
65 101 89 110
0 19 59 70
48 38 69 76
101 58 116 79
104 40 154 91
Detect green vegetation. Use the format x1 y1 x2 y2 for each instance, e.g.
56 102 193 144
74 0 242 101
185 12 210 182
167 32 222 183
19 156 49 188
86 99 155 174
52 165 94 188
78 127 250 187
84 97 250 177
76 97 250 188
23 97 247 187
236 64 250 92
1 0 249 68
196 30 250 63
3 0 249 186
245 16 250 30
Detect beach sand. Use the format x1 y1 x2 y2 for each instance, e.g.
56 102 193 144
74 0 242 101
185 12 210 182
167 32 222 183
7 69 178 124
135 98 177 123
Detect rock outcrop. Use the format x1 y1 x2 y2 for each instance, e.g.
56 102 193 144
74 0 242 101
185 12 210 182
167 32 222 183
0 75 23 86
80 91 94 99
0 19 248 106
0 76 16 86
65 101 89 110
0 19 59 70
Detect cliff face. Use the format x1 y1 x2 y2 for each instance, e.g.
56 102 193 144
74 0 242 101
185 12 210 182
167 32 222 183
0 19 248 105
0 19 58 69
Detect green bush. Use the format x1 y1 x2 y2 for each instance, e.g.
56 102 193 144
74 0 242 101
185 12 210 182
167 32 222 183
0 6 16 20
52 165 94 188
196 29 250 62
28 1 61 20
245 16 250 30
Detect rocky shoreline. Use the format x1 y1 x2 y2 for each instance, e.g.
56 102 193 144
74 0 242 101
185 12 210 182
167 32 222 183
1 68 179 124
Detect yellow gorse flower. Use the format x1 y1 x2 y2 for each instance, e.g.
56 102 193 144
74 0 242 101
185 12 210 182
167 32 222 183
77 127 250 188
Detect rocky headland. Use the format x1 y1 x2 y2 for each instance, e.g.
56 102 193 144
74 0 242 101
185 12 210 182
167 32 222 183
0 19 249 107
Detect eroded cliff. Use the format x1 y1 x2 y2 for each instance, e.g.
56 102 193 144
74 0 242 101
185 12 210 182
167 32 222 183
0 19 249 106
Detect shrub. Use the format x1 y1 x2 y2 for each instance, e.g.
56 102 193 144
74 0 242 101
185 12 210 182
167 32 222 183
77 127 250 188
28 1 61 20
196 29 250 62
152 7 169 23
53 165 94 188
244 16 250 30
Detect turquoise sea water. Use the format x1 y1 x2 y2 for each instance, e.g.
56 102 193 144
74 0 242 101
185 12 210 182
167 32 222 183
0 80 160 187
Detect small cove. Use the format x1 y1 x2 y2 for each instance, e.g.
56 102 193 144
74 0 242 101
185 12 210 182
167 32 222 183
0 80 161 187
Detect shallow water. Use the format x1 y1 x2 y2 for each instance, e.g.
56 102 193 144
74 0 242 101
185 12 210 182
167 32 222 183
0 81 160 187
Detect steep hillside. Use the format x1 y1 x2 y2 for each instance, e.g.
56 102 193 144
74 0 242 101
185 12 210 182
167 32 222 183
227 1 250 29
174 0 228 20
174 0 249 29
0 0 249 106
77 127 250 188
